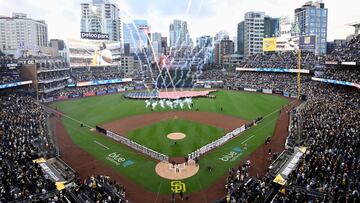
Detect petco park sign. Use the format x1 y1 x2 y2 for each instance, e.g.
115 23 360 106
81 32 109 40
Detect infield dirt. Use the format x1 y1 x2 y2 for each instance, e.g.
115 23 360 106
101 111 248 135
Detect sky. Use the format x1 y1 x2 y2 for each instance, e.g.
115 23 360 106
0 0 359 41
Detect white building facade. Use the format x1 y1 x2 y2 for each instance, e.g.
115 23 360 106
244 12 265 57
0 13 48 51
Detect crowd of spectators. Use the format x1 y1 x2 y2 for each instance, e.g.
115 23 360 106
221 81 359 202
0 93 129 202
320 67 360 84
287 85 360 202
0 94 57 201
66 175 127 202
58 83 128 97
37 70 70 81
0 56 22 84
225 162 272 202
71 66 125 82
237 51 318 70
38 81 68 93
326 34 360 63
17 56 68 71
200 70 313 95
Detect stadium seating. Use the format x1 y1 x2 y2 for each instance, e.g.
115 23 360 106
0 93 129 202
0 56 21 84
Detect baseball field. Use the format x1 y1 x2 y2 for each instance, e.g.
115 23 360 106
50 90 291 200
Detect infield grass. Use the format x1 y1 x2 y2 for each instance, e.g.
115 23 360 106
126 118 225 157
51 90 290 195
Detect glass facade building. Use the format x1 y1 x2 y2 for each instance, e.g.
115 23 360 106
295 1 328 55
123 19 149 53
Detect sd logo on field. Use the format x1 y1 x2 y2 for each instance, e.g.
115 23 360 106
170 181 186 193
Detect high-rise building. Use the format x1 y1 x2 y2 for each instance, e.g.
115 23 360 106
233 37 238 53
123 19 150 53
196 35 213 62
244 12 265 57
124 43 130 56
214 36 234 66
80 0 121 41
161 37 168 55
237 21 245 55
264 17 280 38
214 31 228 42
0 13 48 51
169 19 190 48
196 36 212 49
243 12 279 57
294 1 328 55
151 32 162 58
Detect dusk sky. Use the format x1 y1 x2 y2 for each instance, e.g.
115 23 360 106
0 0 359 41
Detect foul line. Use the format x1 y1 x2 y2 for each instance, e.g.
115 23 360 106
94 141 110 150
154 178 163 203
241 134 256 144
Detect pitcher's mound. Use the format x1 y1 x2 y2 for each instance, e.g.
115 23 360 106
155 160 199 180
167 132 186 140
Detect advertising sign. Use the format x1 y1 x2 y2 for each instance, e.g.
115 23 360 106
263 38 277 52
299 36 316 52
81 32 109 40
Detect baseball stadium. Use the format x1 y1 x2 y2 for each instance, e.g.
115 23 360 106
1 0 360 203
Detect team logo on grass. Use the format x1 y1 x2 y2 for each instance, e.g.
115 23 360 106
171 181 186 193
219 147 243 162
106 152 134 167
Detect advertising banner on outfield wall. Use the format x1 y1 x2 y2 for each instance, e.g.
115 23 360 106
283 92 290 97
273 90 283 95
244 88 257 92
262 89 273 94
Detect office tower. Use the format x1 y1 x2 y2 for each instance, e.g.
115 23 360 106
0 13 48 51
151 32 162 58
123 19 150 53
214 36 234 66
80 0 121 41
237 21 245 55
243 12 279 57
294 1 328 55
169 19 190 48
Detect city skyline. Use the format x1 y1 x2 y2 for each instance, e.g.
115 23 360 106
0 0 359 41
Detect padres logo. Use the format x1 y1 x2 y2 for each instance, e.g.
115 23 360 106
170 181 186 193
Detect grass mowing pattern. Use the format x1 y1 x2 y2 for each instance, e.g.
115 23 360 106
51 90 289 195
127 119 225 157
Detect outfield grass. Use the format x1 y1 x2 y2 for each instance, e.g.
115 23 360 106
51 90 290 195
127 119 225 157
